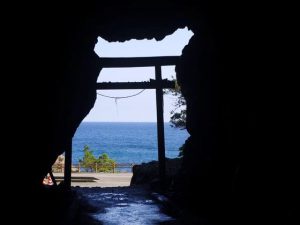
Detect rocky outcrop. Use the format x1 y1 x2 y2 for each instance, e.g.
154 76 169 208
130 158 182 188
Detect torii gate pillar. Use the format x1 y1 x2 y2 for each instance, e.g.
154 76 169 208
155 65 166 188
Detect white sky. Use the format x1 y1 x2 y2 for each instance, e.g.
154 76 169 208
83 27 193 122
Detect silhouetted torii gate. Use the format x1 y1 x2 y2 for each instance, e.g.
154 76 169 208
64 56 179 188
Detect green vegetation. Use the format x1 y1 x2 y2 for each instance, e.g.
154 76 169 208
79 145 116 172
165 79 186 129
165 79 187 157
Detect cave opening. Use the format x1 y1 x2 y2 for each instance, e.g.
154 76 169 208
12 3 278 224
52 28 193 188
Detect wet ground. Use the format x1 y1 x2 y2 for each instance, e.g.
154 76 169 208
74 186 178 225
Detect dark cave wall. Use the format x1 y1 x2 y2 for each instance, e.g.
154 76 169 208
176 18 258 222
8 1 296 224
12 8 103 187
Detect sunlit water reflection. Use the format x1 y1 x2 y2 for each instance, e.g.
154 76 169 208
75 187 175 225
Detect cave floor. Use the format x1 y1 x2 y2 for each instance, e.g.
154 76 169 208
73 186 181 225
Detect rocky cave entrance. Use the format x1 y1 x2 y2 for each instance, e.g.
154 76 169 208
55 28 193 188
14 3 273 224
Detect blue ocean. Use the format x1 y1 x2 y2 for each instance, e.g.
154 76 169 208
72 122 189 164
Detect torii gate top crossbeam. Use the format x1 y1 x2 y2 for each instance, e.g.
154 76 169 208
96 80 175 89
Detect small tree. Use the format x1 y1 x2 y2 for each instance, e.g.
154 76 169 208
97 153 116 172
79 145 97 172
78 146 116 172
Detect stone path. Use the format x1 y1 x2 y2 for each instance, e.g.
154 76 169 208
53 172 133 187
